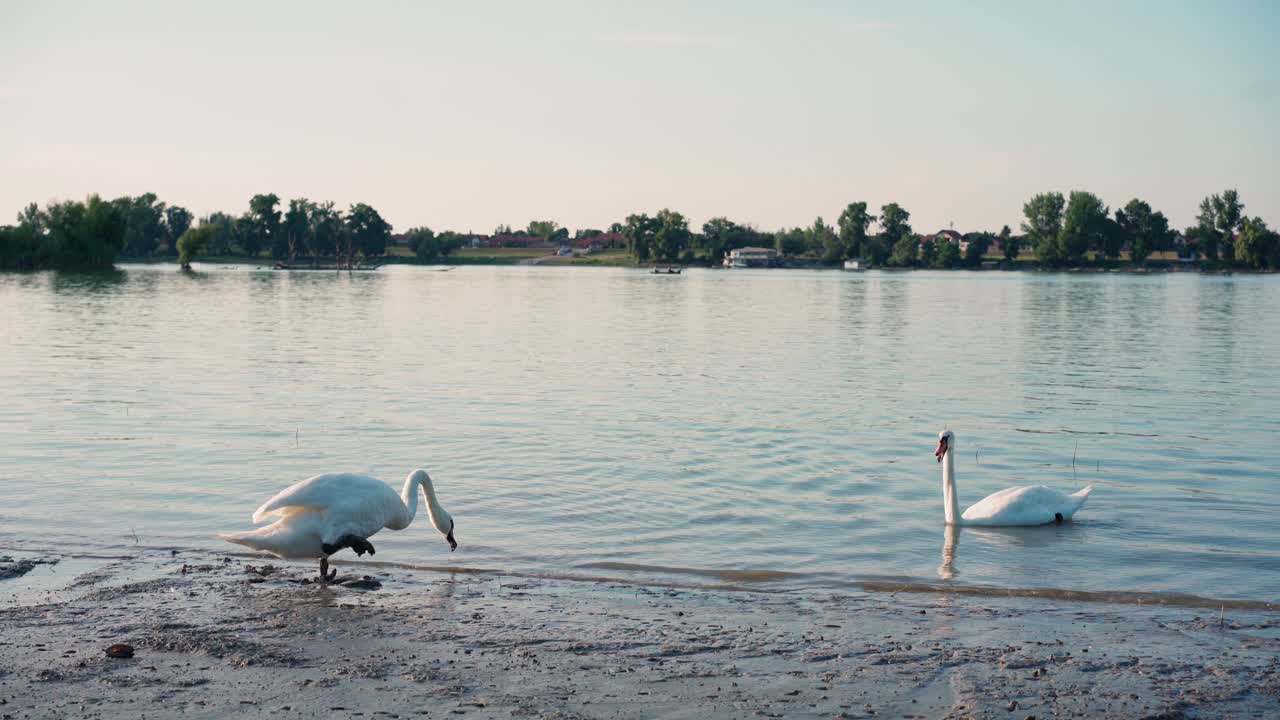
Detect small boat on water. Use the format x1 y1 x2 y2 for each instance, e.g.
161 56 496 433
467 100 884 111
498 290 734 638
843 258 867 271
651 267 682 274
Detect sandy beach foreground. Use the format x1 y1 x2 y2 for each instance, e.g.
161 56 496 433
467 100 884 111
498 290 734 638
0 551 1277 719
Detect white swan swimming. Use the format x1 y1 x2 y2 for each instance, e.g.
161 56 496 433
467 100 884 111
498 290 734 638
219 469 457 582
935 430 1092 526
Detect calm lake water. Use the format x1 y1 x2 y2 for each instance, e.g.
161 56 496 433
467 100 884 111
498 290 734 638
2 265 1278 604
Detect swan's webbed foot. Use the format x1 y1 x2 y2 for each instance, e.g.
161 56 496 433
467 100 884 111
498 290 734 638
323 535 376 557
348 536 375 557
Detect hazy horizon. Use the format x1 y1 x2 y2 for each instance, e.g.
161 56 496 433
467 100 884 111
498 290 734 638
3 0 1277 235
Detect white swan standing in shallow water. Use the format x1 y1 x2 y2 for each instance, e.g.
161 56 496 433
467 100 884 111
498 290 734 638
935 430 1092 526
219 469 457 583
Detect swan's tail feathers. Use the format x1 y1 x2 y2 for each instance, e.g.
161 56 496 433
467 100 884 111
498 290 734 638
218 529 276 554
1067 485 1094 517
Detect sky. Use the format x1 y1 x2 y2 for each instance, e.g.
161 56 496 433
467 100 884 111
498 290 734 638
2 0 1277 235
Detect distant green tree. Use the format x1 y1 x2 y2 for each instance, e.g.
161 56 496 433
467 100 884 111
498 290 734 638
837 202 875 260
1115 199 1172 264
17 203 46 235
119 193 167 257
309 202 342 259
280 199 314 261
245 193 281 257
1100 213 1125 260
808 217 842 264
177 225 215 270
527 220 561 244
437 231 465 257
198 212 235 256
699 217 734 263
2 203 48 270
1022 192 1065 264
346 203 390 257
773 227 806 256
407 227 440 261
999 225 1018 261
1199 189 1244 263
801 216 829 256
233 214 257 256
1235 216 1280 269
963 233 992 265
862 235 891 265
164 206 192 255
1058 191 1108 262
1195 190 1244 262
623 213 659 262
934 238 961 268
41 195 127 270
919 238 938 267
407 227 461 262
888 233 919 266
1195 199 1220 260
652 209 690 262
878 203 912 246
0 221 41 269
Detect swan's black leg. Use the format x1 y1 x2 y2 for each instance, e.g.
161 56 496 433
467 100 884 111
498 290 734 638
319 557 335 584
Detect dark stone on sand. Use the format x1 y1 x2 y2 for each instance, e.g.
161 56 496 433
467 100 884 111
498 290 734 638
340 576 383 590
106 644 135 659
0 556 58 581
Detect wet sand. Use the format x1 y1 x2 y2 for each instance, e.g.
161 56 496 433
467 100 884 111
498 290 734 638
1 551 1277 719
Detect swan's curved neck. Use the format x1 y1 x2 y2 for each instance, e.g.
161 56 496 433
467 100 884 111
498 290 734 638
395 470 450 533
942 447 960 525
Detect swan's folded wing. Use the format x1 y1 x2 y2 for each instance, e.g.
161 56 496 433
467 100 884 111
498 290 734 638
251 473 379 523
962 485 1071 525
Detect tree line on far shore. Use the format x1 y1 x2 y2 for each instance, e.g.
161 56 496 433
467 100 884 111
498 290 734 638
1 188 1276 271
622 189 1277 270
0 193 396 271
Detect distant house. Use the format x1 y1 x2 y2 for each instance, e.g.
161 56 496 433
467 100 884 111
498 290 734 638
921 229 965 250
576 231 624 250
724 246 780 268
487 233 553 248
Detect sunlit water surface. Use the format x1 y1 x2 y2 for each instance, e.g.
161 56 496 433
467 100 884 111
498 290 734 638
1 265 1277 603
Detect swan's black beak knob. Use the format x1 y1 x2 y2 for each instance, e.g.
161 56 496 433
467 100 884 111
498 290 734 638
446 530 457 551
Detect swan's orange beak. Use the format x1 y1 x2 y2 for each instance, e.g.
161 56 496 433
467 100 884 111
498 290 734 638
934 436 948 462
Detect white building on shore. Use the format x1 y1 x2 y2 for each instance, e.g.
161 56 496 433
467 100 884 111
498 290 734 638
723 247 779 268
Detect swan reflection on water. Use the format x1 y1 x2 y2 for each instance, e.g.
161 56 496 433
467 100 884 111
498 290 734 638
937 522 1089 580
938 525 960 579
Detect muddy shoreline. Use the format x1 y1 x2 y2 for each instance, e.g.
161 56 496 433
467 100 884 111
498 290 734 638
1 551 1277 719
